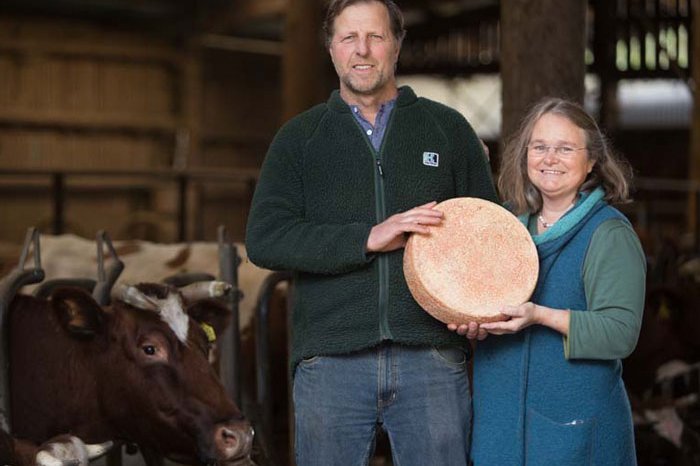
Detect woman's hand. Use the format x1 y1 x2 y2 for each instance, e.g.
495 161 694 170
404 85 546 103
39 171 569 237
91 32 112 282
480 302 570 336
447 322 488 340
479 303 541 335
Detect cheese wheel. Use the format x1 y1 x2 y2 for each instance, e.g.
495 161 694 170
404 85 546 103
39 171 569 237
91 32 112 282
404 197 539 324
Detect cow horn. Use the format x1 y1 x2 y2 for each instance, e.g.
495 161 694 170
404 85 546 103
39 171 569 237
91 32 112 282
85 440 113 459
112 284 159 311
180 281 232 301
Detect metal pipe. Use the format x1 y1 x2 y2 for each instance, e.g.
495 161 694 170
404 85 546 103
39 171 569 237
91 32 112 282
254 270 292 465
33 278 96 299
0 228 45 432
92 231 124 306
177 175 187 242
52 173 65 235
217 226 243 407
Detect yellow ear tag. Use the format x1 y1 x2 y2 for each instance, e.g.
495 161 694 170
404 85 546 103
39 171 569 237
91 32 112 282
200 322 217 343
658 299 671 321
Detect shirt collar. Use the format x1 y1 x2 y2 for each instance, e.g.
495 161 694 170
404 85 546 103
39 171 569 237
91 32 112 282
328 86 417 113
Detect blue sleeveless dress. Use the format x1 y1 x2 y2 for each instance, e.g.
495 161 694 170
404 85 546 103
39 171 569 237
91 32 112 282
470 189 637 465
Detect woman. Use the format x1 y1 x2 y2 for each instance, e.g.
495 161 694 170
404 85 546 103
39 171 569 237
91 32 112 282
466 98 646 465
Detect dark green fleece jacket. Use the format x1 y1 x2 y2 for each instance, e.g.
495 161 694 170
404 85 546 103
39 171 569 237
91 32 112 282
246 86 498 368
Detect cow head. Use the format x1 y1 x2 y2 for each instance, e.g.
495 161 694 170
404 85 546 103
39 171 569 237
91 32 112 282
47 283 253 465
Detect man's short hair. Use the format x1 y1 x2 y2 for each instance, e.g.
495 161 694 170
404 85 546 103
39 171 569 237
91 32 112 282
323 0 406 49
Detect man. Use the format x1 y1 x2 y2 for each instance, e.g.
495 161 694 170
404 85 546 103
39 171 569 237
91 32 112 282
245 0 497 464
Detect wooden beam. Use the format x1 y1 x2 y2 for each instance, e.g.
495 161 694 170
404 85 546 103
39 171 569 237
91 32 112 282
176 43 202 239
282 0 332 122
0 38 179 64
201 130 271 144
0 167 260 182
500 0 586 140
202 0 287 34
199 34 283 56
688 0 700 239
593 0 619 130
177 43 202 167
236 0 287 18
0 107 177 133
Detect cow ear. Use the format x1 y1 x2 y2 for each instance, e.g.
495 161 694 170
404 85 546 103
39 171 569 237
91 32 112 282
186 299 232 341
50 287 105 337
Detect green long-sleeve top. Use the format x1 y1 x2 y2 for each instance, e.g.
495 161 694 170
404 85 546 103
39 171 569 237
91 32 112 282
529 215 646 359
568 218 646 358
246 86 498 368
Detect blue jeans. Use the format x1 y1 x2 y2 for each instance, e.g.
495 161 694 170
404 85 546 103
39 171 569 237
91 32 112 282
293 342 471 466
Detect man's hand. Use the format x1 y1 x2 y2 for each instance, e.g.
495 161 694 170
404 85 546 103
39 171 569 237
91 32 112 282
366 201 443 253
447 322 488 340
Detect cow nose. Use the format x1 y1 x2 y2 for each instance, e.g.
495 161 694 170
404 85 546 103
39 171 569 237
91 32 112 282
215 420 254 461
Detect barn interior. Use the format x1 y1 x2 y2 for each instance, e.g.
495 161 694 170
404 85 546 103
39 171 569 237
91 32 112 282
0 0 698 465
0 0 694 246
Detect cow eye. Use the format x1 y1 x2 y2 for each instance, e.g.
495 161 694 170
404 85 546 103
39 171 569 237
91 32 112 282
137 334 169 362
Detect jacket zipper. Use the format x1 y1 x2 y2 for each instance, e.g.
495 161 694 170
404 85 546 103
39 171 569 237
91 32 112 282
351 114 393 340
374 154 391 340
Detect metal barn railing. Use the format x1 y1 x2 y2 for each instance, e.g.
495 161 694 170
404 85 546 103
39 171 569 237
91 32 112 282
0 168 259 242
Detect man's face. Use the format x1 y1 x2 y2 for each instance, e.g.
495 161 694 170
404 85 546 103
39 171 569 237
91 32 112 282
328 1 400 101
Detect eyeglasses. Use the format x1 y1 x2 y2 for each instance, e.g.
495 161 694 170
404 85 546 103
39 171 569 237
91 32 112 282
528 144 587 158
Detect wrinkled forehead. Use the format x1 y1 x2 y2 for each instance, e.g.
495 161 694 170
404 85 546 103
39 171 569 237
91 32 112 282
333 1 393 37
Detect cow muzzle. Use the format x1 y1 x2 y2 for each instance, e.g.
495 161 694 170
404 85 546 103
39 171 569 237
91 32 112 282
214 420 254 463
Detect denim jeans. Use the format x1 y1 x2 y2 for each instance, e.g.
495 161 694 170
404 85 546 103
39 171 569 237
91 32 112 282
293 342 471 466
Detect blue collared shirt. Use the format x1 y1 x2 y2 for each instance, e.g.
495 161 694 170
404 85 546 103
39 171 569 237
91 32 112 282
349 99 396 151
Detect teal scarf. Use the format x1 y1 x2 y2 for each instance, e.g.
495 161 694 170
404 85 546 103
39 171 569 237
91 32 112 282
517 187 605 245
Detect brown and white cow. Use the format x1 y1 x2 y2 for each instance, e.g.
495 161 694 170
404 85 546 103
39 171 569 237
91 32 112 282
8 282 253 465
0 234 277 332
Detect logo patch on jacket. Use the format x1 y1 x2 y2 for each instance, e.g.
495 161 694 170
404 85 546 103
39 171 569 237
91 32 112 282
422 152 439 167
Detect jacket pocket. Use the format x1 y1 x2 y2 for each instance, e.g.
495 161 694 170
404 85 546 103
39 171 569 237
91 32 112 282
525 407 594 466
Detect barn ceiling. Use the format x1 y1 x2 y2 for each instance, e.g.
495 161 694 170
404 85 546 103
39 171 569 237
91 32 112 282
0 0 499 40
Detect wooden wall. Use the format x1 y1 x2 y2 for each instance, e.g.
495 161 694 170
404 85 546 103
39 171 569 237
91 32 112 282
0 14 282 244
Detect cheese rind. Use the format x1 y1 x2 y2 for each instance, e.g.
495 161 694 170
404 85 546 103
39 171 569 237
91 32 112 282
403 197 539 324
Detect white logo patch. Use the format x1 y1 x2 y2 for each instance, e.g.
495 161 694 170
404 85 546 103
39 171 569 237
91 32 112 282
423 152 439 167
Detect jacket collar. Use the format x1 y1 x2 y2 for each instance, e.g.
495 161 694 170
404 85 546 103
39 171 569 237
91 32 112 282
327 86 418 113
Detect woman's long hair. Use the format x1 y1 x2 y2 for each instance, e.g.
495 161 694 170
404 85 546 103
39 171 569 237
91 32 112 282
498 97 633 215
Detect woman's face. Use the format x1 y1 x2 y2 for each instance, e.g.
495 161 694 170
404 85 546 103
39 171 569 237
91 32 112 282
526 113 595 205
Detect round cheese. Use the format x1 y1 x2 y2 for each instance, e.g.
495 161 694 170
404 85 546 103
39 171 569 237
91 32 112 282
404 197 539 324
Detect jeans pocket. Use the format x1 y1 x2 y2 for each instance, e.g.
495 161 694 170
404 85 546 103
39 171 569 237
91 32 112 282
431 346 467 366
298 355 321 366
525 407 594 466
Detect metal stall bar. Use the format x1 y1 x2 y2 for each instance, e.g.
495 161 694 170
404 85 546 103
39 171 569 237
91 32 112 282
177 174 187 242
92 230 125 306
52 173 65 235
217 225 244 406
0 228 45 432
94 231 127 466
254 271 292 466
